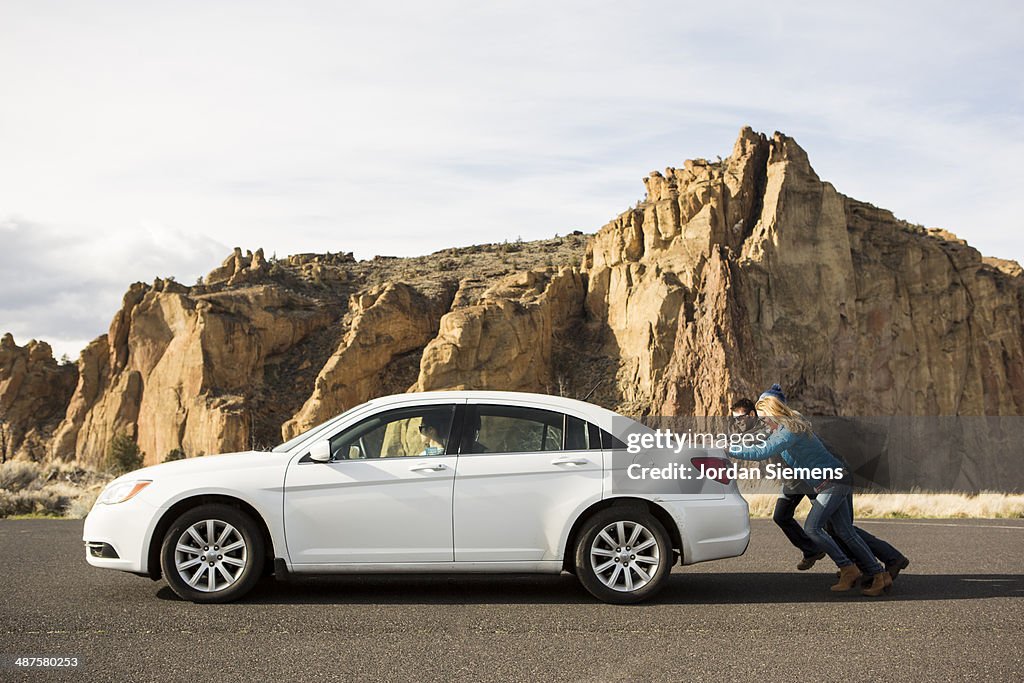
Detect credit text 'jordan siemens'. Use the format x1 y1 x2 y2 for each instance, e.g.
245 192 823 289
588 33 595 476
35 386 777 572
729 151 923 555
626 462 846 482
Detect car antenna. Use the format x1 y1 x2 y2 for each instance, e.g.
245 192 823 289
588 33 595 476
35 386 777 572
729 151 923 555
580 378 605 402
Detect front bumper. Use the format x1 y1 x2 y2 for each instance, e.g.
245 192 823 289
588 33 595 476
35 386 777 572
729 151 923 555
82 495 160 574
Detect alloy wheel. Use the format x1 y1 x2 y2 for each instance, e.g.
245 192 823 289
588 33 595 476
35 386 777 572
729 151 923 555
589 520 661 592
173 519 248 593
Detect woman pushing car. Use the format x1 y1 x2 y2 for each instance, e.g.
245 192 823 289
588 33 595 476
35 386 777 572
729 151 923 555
726 389 893 597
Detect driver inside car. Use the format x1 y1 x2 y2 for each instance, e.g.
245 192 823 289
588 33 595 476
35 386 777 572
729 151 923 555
417 414 450 455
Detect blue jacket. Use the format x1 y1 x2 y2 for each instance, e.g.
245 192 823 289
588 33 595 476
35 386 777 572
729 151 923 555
730 426 846 489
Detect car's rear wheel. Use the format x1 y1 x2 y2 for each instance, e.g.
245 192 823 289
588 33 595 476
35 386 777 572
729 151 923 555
160 504 264 603
574 506 673 604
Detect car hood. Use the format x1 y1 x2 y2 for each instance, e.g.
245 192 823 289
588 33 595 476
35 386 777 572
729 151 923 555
108 450 289 486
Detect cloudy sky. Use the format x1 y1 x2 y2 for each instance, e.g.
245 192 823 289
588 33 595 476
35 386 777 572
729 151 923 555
2 1 1022 360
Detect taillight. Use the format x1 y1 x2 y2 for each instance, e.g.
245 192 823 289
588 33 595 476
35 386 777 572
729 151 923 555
690 456 732 484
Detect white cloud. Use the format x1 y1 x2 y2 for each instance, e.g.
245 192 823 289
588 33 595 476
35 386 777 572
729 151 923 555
0 0 1021 354
0 216 228 360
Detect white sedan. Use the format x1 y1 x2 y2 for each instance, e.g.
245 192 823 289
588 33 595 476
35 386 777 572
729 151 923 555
84 391 749 604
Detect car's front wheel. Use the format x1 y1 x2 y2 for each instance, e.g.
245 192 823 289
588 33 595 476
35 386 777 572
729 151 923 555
160 504 264 603
574 506 673 604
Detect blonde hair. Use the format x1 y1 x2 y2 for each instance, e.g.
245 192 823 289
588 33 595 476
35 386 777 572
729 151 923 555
755 395 813 434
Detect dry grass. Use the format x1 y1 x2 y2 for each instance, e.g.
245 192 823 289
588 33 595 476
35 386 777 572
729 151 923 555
0 460 112 519
744 490 1024 519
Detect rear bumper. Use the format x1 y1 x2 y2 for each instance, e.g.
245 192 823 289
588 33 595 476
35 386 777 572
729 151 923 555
659 493 750 565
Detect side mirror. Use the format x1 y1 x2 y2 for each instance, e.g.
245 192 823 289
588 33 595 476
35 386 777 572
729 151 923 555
309 440 332 463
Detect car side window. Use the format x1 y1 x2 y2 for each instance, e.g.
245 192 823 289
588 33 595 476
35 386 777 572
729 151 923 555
327 405 456 460
565 415 601 450
466 405 565 454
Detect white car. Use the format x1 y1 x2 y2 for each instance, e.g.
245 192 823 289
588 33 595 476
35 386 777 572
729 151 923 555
84 391 749 604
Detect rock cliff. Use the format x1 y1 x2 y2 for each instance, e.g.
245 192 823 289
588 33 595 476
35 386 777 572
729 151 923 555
583 128 1024 417
282 281 455 439
2 128 1022 488
416 267 585 394
47 277 335 466
0 334 77 461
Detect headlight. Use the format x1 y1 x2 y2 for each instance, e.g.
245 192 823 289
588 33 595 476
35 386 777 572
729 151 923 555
97 480 151 505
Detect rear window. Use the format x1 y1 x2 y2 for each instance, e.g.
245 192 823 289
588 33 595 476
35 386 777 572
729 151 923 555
466 405 565 454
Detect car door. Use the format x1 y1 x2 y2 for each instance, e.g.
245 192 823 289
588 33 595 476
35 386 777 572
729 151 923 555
452 402 603 562
283 401 462 565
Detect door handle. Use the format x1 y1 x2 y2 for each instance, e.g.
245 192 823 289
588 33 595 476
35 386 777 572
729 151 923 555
409 463 447 472
551 457 589 466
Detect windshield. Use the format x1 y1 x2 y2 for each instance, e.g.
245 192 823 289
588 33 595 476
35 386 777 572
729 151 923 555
272 402 374 453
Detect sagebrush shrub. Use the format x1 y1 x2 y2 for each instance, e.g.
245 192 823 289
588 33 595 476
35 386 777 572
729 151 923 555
0 460 42 491
104 434 144 475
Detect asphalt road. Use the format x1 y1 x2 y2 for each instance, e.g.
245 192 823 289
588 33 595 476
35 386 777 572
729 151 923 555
1 518 1022 682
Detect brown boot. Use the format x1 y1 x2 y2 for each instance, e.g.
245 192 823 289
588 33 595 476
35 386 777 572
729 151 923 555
797 552 826 571
831 565 862 591
861 571 894 597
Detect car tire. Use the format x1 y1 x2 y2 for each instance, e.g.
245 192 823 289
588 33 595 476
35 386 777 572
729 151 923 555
574 506 673 604
160 503 265 603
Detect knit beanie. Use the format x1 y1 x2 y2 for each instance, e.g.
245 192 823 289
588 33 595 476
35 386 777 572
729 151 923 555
758 383 786 403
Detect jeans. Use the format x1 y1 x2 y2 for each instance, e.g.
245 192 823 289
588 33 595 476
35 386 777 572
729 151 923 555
803 485 884 575
830 495 904 571
775 492 905 570
773 494 820 558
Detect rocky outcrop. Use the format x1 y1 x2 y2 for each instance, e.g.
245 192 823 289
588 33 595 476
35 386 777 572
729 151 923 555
204 247 270 286
585 127 1024 419
0 334 78 461
48 278 334 466
282 282 454 439
49 336 115 464
283 268 587 440
416 267 586 393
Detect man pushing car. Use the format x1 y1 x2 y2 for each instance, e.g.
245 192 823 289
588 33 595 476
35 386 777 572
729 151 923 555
728 385 909 596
